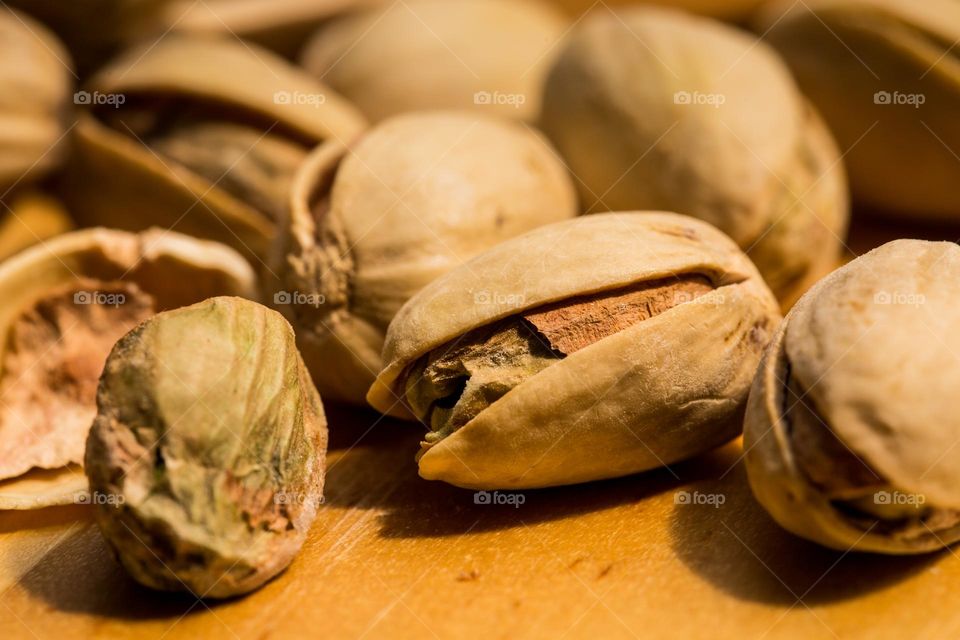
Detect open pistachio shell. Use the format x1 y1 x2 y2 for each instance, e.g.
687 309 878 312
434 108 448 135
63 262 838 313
65 36 367 263
86 297 327 598
539 6 849 308
0 228 257 509
301 0 568 122
369 213 781 490
756 0 960 222
744 240 960 553
270 111 577 406
0 8 73 190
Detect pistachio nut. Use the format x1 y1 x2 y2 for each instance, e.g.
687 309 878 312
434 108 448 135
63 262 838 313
745 240 960 554
553 0 766 20
86 297 326 598
756 0 960 222
270 110 578 406
0 8 73 191
0 191 73 263
5 0 170 75
0 228 257 509
301 0 568 122
368 213 781 490
539 7 849 308
162 0 380 59
64 36 367 263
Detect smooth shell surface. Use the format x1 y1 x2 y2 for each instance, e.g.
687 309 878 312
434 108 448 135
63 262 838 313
539 6 848 305
756 0 960 220
370 213 781 489
273 111 577 405
85 297 327 598
745 240 960 552
301 0 568 122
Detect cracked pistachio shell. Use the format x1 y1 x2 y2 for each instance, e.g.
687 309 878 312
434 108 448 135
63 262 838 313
0 8 73 190
301 0 568 122
745 240 960 554
539 7 849 308
85 297 327 598
369 212 781 490
756 0 960 221
65 36 367 262
0 228 257 510
270 111 577 406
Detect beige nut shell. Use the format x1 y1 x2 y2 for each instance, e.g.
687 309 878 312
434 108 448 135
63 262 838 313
301 0 568 122
274 111 578 405
744 239 960 552
370 213 782 489
67 36 367 261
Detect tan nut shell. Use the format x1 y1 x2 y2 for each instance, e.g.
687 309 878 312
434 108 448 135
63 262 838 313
539 7 849 306
0 228 258 509
67 36 366 261
301 0 568 122
369 213 781 489
744 240 960 553
756 0 960 221
553 0 766 20
273 111 578 405
0 8 73 190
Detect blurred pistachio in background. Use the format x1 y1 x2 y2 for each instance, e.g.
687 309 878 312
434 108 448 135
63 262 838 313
756 0 960 222
301 0 569 122
63 36 367 264
553 0 766 20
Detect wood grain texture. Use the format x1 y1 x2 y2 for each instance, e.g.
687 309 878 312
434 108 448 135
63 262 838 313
1 405 959 640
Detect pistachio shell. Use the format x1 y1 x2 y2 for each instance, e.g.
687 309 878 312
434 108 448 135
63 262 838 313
65 36 367 262
85 297 327 597
0 228 258 509
539 6 849 306
369 213 781 489
301 0 568 122
0 8 73 190
271 111 577 405
756 0 960 221
744 240 960 553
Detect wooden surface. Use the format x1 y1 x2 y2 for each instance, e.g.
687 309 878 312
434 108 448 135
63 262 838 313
2 213 960 640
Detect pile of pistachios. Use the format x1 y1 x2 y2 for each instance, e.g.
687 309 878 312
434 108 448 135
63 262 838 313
1 0 958 599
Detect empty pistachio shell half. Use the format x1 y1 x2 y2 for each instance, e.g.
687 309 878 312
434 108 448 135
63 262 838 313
745 240 960 553
539 7 849 307
756 0 960 221
0 8 73 190
270 111 577 406
0 228 257 509
86 297 326 598
64 36 367 262
368 213 781 490
301 0 568 122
